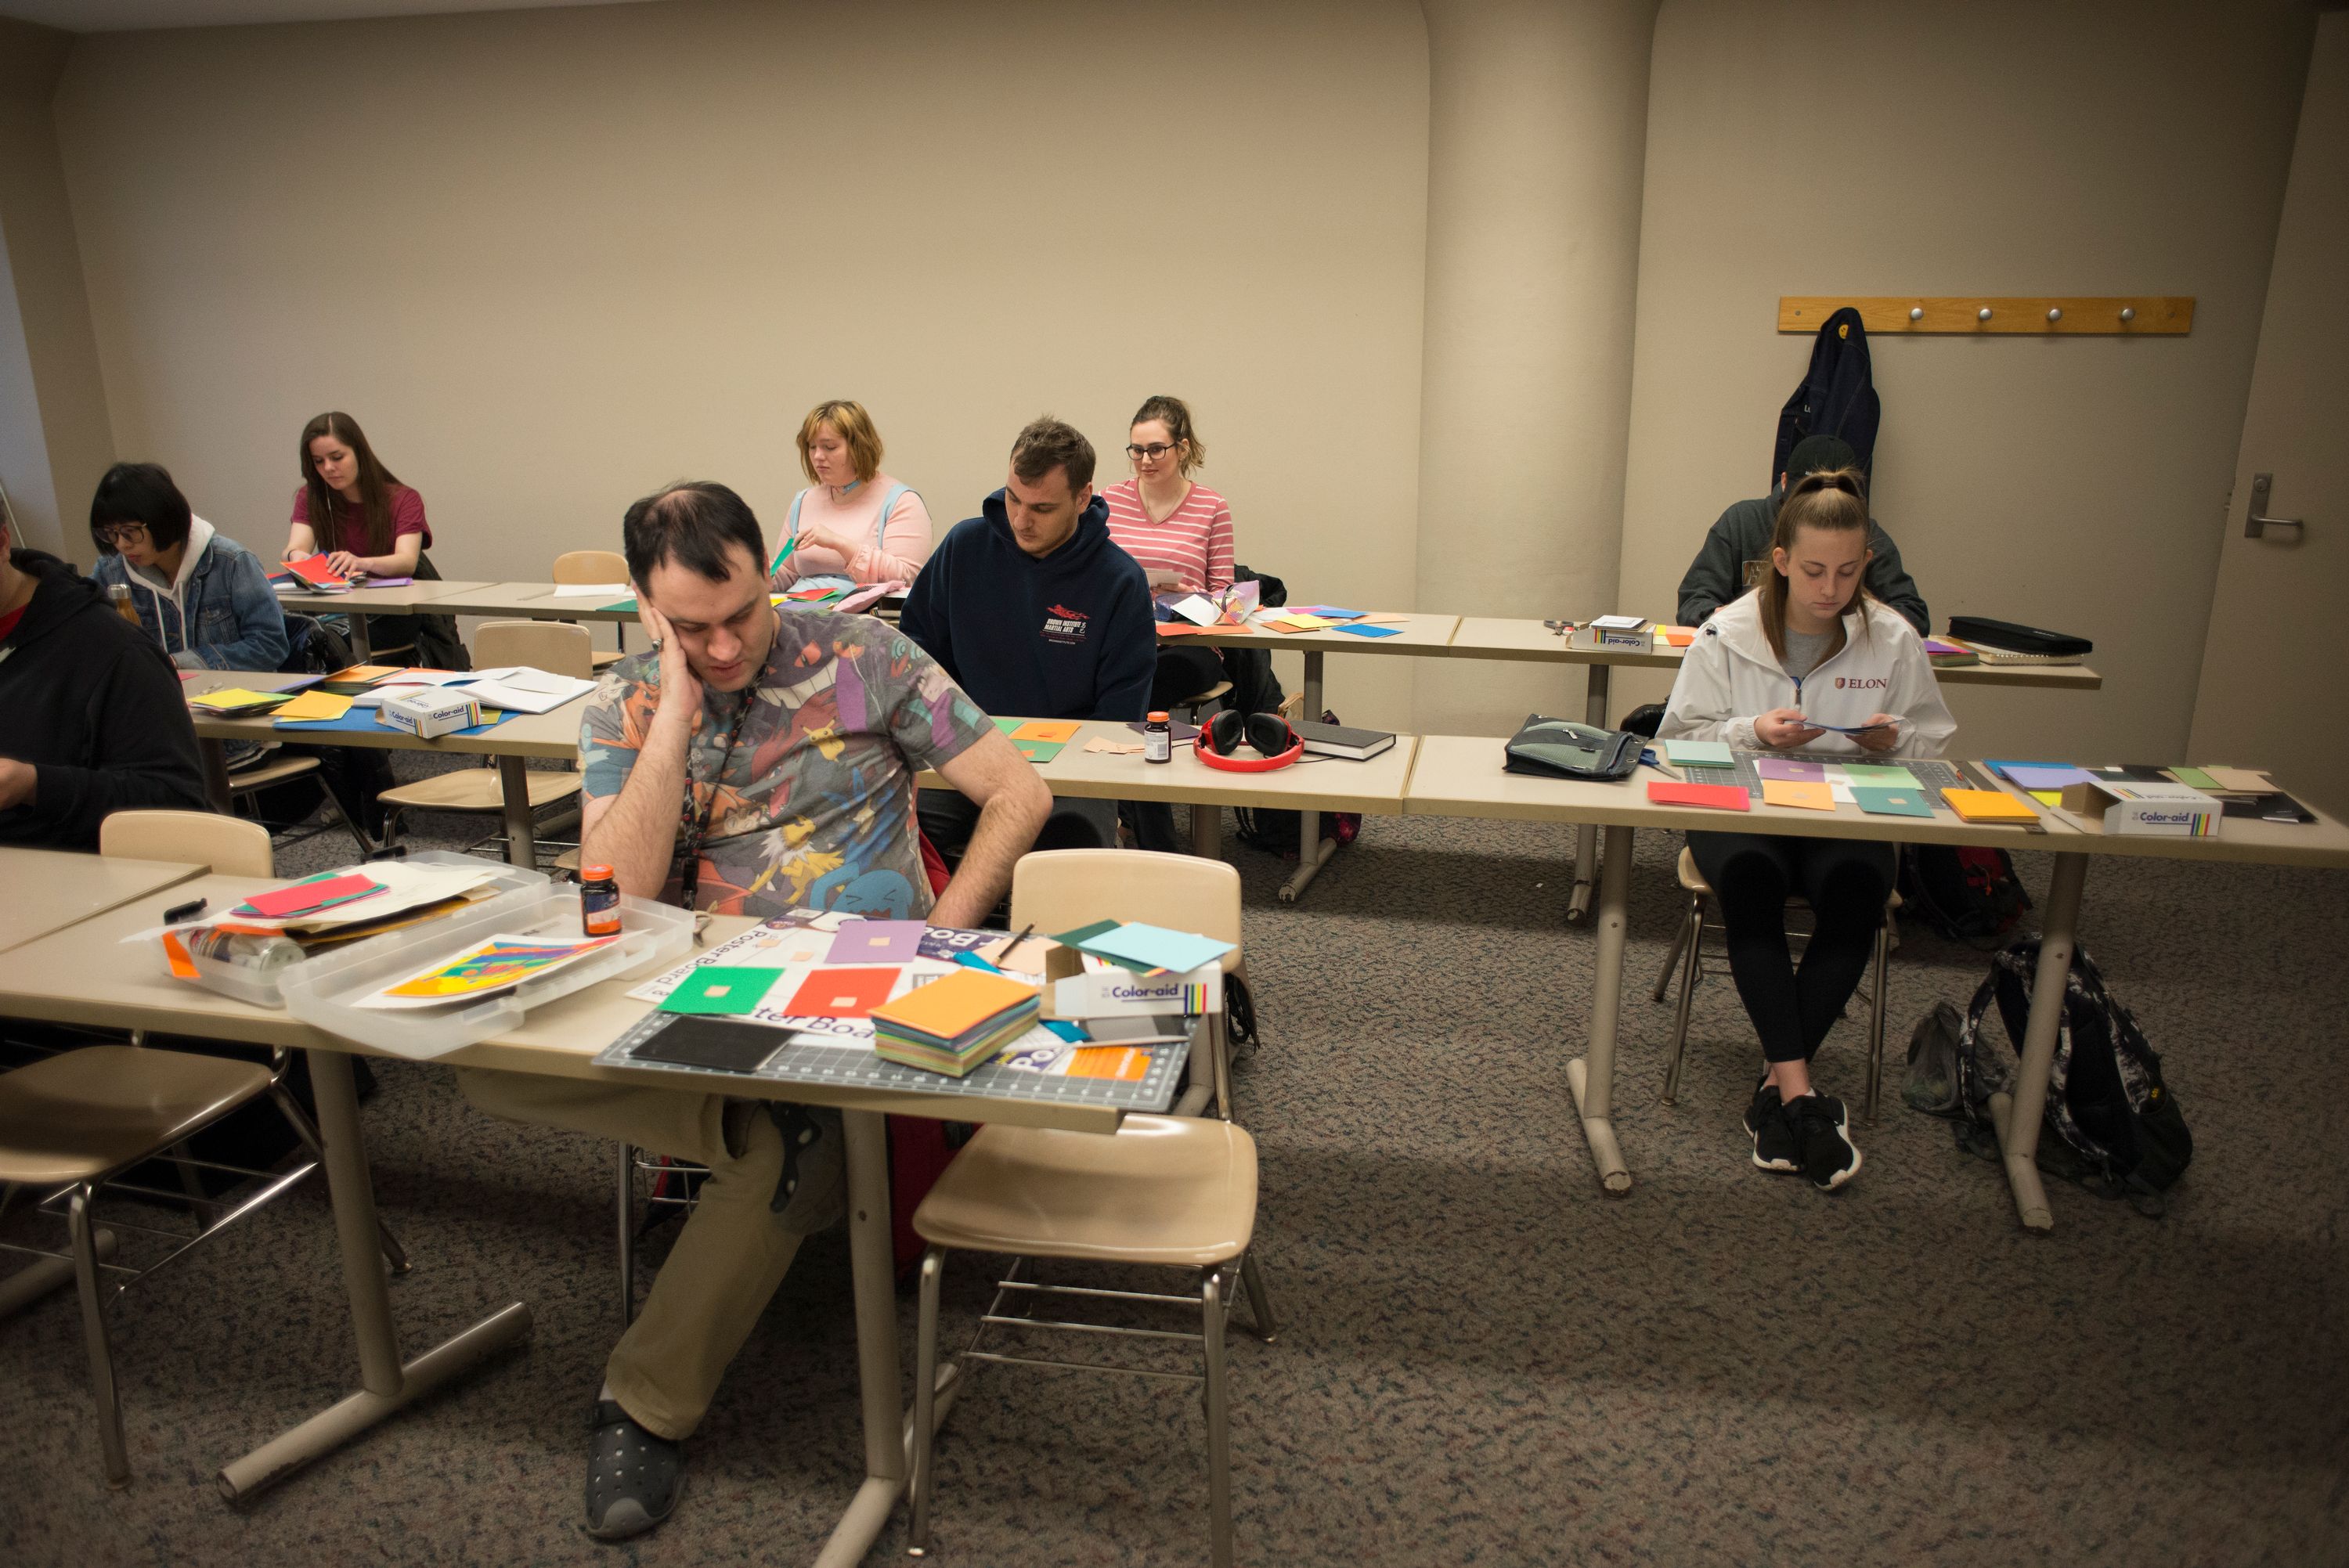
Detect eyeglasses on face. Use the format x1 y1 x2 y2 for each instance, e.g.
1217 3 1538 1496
1125 443 1178 461
96 523 150 545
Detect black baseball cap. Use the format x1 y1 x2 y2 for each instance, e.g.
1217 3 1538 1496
1784 433 1860 481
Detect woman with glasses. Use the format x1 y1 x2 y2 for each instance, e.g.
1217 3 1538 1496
768 399 932 591
89 462 288 672
1100 395 1235 708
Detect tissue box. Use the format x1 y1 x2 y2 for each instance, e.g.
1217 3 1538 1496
379 688 482 739
2059 778 2221 838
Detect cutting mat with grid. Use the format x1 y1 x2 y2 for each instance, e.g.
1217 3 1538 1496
1680 751 1968 799
594 1011 1189 1115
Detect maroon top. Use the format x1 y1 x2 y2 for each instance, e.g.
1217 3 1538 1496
290 482 431 554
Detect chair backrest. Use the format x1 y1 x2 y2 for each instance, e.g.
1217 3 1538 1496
1009 849 1243 972
552 550 628 585
100 809 274 877
474 618 595 679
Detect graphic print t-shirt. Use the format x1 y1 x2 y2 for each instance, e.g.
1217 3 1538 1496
579 610 989 918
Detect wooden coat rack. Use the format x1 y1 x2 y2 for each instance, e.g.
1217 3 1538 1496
1779 297 2193 336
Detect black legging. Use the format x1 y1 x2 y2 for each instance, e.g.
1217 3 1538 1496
1687 831 1895 1065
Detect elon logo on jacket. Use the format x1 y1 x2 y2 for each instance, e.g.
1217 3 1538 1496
1042 604 1089 645
1833 676 1889 690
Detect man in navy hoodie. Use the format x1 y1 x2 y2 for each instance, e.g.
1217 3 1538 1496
902 416 1155 861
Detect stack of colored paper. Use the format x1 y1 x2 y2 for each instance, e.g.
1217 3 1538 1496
1064 921 1236 975
189 687 296 716
869 968 1041 1077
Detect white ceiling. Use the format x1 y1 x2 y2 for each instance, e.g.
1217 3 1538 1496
0 0 656 32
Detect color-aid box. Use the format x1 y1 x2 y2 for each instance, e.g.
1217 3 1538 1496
1048 965 1223 1020
1569 618 1654 653
2059 778 2222 838
378 688 482 739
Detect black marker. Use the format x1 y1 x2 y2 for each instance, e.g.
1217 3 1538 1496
163 897 207 924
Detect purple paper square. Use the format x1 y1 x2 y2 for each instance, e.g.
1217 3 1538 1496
832 920 926 964
1756 758 1825 781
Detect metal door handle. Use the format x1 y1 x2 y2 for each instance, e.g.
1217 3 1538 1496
2246 472 2305 539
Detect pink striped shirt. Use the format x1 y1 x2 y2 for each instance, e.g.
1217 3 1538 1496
1100 479 1234 596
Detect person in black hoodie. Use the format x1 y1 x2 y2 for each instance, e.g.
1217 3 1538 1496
901 416 1155 860
0 505 207 849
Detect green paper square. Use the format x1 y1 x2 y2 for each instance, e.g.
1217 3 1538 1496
659 966 785 1015
1051 918 1123 949
1851 787 1934 819
992 716 1022 734
1842 763 1921 788
1016 739 1066 763
2168 766 2217 789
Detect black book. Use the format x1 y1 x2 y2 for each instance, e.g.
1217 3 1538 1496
1293 720 1396 760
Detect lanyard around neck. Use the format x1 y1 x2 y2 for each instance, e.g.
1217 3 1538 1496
676 692 754 910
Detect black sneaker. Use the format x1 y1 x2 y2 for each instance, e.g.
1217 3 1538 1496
1745 1083 1800 1173
584 1400 685 1541
1791 1093 1862 1191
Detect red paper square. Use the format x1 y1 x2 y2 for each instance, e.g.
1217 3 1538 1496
780 967 900 1018
1647 780 1751 812
240 873 381 917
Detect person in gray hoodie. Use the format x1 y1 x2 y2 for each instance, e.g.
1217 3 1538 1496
88 462 289 671
1677 434 1929 636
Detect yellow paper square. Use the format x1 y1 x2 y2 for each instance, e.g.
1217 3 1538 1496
273 690 354 721
1760 779 1836 812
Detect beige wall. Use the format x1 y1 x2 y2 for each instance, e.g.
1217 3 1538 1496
53 0 1432 728
1618 0 2315 761
0 16 114 558
1412 0 1657 737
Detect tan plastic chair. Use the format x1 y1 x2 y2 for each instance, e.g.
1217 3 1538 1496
0 834 407 1487
1653 845 1902 1121
1010 849 1246 1120
374 620 588 860
908 1115 1277 1567
99 809 273 876
554 549 630 671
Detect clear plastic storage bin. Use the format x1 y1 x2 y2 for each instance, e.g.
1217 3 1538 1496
279 889 692 1060
172 851 549 1008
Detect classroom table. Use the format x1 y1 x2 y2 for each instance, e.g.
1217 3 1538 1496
0 878 1182 1560
915 719 1420 871
1160 615 1457 899
1398 736 2349 1231
182 670 589 868
1444 617 2108 924
271 580 501 659
0 847 207 955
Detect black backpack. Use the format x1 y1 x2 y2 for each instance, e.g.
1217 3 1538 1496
1773 305 1882 481
1900 844 2030 950
1954 939 2192 1215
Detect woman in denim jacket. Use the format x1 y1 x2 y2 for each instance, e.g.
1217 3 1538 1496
88 463 288 672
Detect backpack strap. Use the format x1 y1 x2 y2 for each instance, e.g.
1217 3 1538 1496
869 483 911 555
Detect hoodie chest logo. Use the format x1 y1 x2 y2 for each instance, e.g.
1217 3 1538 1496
1833 676 1889 691
1041 604 1089 646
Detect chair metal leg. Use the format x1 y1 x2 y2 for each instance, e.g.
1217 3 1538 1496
313 765 376 859
617 1144 637 1330
1201 1267 1234 1568
1662 898 1706 1106
908 1246 947 1558
69 1184 130 1487
1651 907 1692 1003
1209 1013 1235 1124
168 1141 215 1217
1865 913 1893 1124
1237 1250 1278 1343
271 1085 408 1274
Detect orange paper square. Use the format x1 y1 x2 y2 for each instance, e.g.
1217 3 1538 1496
1760 779 1836 812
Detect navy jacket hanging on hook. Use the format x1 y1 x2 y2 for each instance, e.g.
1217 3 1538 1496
1773 305 1880 485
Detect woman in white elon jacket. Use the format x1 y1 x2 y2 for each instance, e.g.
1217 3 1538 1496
1658 468 1954 1194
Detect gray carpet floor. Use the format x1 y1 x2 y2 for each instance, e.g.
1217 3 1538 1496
5 759 2347 1567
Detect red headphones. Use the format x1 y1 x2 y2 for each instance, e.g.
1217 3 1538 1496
1195 708 1304 772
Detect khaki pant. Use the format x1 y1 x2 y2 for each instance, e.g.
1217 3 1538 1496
454 1068 805 1441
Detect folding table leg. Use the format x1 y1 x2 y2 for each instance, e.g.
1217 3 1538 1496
1565 824 1636 1195
1563 664 1613 925
1987 852 2089 1233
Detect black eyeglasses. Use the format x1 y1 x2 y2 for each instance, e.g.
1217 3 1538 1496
96 523 150 546
1125 443 1178 461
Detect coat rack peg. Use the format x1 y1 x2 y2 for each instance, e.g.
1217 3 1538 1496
1779 297 2192 336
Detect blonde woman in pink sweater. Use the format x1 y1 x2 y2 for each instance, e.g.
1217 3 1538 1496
769 400 933 589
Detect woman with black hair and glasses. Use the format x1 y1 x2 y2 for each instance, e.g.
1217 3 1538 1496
88 461 288 672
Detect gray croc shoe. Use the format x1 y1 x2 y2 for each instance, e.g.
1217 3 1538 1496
767 1102 846 1231
584 1400 685 1541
